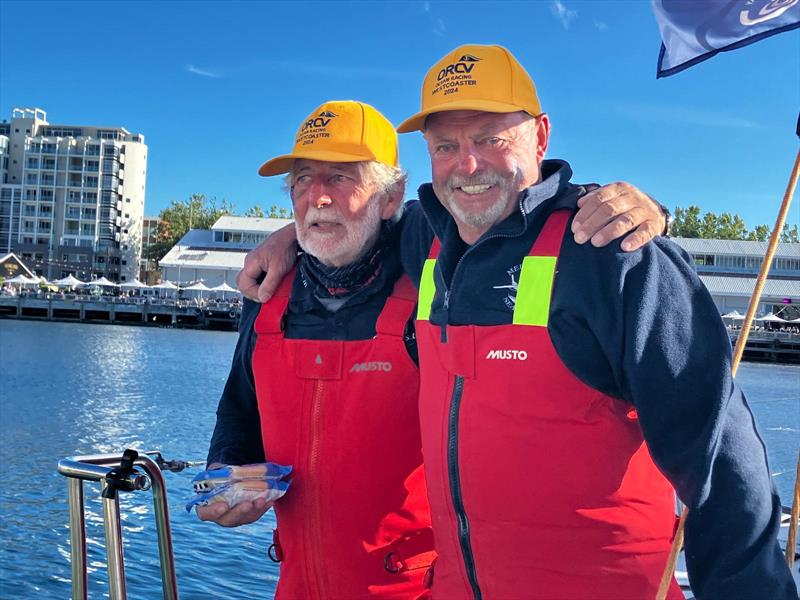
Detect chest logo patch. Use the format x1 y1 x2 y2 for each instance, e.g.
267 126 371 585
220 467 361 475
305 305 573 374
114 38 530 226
493 263 521 310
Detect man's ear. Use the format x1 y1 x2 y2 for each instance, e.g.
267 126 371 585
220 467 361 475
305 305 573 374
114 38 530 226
380 185 405 221
535 114 550 163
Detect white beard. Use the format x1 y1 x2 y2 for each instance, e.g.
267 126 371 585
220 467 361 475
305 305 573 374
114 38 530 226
296 198 383 267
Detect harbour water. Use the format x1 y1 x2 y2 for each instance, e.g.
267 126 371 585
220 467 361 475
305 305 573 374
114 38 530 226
0 319 798 599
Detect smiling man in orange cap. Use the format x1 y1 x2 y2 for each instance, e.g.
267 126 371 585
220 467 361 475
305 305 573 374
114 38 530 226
395 44 794 600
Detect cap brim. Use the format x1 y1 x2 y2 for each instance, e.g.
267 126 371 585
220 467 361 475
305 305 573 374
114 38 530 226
258 149 376 177
396 99 539 133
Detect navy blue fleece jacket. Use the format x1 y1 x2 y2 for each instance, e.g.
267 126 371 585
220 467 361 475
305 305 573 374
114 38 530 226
398 159 795 599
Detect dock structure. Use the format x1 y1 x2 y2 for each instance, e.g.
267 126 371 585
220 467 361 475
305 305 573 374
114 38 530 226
730 331 800 364
0 294 240 331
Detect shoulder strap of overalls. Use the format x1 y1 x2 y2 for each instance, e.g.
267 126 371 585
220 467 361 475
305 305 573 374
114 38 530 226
253 268 295 334
416 237 441 321
375 274 418 338
512 209 572 327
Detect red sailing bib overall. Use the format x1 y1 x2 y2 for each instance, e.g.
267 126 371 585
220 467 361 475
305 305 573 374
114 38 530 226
416 211 682 599
252 270 434 599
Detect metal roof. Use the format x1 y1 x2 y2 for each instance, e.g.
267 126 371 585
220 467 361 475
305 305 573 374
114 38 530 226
698 275 800 298
672 237 799 258
159 247 248 270
212 215 293 233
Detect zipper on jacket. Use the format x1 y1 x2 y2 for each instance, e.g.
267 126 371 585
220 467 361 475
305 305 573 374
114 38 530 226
306 380 326 597
440 291 450 343
447 375 482 599
436 198 529 326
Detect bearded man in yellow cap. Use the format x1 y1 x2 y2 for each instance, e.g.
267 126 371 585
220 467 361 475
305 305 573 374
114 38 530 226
200 101 435 599
389 45 791 599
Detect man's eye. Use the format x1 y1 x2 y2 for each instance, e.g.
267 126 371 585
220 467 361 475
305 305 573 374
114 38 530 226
485 137 502 147
294 175 310 184
436 144 454 154
331 174 350 183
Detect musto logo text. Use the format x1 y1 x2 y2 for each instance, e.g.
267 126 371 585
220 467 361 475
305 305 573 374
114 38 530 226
485 349 528 360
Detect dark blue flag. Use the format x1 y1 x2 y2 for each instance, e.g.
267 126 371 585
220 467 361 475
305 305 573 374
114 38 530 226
653 0 800 78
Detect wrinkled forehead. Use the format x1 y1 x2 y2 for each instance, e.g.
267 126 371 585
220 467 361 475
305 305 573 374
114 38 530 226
291 159 363 177
424 110 532 139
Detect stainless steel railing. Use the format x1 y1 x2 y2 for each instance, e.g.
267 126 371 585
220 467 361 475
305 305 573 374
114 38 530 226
57 449 182 600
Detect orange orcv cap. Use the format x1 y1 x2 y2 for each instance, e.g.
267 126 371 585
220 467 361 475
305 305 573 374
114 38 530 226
258 100 398 176
397 44 543 133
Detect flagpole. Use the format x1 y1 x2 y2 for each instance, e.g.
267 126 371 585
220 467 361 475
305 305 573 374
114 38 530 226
657 143 800 599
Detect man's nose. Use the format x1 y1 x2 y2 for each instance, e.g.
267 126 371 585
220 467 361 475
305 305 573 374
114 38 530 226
307 182 333 209
456 144 480 175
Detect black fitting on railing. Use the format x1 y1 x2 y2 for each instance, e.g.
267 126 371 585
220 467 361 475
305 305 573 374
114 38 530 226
101 448 147 499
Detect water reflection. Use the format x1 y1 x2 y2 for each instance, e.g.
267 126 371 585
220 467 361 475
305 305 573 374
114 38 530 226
0 320 796 599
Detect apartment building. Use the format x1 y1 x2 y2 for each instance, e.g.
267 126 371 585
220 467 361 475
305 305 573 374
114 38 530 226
0 108 147 282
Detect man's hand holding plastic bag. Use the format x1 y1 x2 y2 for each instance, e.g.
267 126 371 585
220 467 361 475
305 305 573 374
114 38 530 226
189 463 292 527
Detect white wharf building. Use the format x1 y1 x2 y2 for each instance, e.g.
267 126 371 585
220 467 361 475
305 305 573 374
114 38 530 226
159 216 293 287
672 237 800 316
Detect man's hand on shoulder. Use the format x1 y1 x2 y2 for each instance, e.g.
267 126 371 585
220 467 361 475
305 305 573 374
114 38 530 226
236 223 299 303
196 497 272 527
571 182 667 252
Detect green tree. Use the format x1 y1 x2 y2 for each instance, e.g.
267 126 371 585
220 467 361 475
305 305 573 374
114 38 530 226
699 212 719 238
747 224 770 242
716 213 748 240
672 205 799 242
245 204 265 218
145 194 235 261
268 204 280 218
781 223 799 243
670 205 702 237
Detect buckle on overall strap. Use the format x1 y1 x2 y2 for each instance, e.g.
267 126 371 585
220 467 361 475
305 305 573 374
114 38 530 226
383 530 437 574
384 551 403 573
423 556 436 589
268 528 283 562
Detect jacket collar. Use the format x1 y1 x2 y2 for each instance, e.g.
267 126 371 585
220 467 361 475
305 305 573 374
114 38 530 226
417 159 577 244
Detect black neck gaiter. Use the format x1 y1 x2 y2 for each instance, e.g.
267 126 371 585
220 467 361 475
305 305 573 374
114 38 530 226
298 221 398 299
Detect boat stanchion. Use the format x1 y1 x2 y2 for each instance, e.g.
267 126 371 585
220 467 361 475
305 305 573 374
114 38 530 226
101 490 127 600
57 449 183 600
66 478 87 600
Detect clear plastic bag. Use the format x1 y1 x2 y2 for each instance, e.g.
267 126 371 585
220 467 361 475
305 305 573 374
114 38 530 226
186 462 292 513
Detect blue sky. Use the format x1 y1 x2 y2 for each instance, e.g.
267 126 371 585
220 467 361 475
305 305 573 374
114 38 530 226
1 0 798 229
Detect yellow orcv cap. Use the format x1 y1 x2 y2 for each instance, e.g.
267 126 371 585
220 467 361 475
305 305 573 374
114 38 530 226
396 44 543 133
258 100 398 176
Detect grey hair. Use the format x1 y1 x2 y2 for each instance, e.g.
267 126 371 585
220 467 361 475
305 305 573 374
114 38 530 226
283 160 407 223
357 161 407 223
